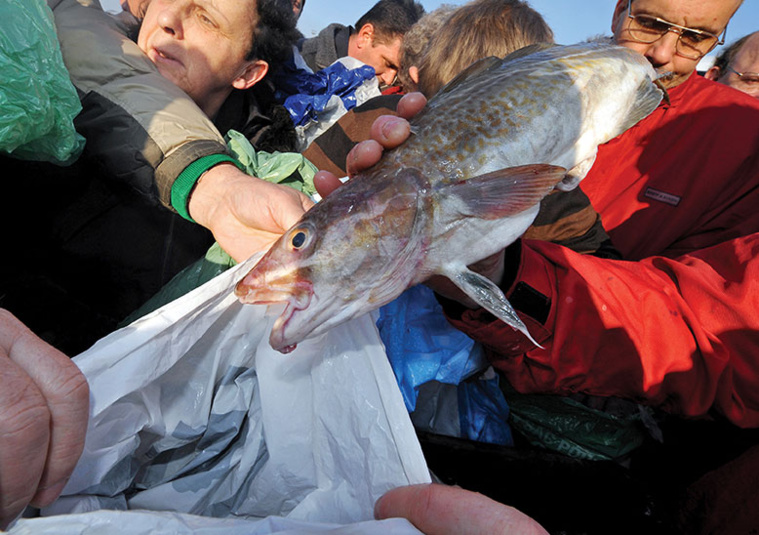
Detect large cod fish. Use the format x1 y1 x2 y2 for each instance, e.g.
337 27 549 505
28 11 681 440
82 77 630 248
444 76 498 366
236 42 663 353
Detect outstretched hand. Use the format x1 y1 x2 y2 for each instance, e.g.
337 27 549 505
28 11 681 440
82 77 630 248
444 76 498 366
0 310 89 529
375 484 549 535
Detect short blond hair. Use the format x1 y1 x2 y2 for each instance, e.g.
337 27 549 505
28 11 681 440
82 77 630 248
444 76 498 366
397 5 458 92
416 0 553 98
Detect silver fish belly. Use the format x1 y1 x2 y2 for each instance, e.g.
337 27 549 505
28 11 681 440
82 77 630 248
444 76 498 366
236 42 663 353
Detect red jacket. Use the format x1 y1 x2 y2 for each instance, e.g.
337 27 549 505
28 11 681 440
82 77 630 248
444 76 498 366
447 74 759 427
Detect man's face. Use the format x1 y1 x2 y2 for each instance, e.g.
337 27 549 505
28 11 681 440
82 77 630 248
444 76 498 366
355 36 402 86
718 34 759 99
138 0 266 116
611 0 739 89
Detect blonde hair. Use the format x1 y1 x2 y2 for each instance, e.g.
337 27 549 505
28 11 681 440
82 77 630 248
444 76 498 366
416 0 553 97
397 5 458 92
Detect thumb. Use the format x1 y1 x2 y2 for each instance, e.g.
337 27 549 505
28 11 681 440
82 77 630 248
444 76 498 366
375 484 549 535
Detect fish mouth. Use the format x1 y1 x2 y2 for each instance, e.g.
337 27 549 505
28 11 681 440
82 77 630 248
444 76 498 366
235 269 313 353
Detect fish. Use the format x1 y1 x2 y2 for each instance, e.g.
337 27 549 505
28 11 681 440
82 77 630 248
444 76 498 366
235 42 663 353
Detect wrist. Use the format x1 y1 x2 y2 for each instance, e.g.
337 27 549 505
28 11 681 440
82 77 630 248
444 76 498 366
187 162 248 230
172 155 243 222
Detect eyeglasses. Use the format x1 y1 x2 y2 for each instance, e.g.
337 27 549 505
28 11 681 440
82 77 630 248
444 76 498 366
726 65 759 85
625 0 726 60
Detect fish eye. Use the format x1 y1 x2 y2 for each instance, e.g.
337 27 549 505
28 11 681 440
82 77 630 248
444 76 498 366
290 229 309 249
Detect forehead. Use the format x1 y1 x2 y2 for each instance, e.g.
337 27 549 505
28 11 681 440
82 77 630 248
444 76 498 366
631 0 739 32
376 38 402 59
734 34 759 70
181 0 257 30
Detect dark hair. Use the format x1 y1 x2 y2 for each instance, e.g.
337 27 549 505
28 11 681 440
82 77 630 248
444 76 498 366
712 31 759 75
355 0 425 45
248 0 302 64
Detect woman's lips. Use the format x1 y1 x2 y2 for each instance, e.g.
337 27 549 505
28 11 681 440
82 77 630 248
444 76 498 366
151 46 181 67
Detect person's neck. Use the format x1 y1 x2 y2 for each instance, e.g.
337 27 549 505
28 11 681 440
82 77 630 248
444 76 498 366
200 89 234 120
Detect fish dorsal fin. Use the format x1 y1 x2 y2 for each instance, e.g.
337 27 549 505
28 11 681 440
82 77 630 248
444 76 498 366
434 56 503 97
443 164 567 220
617 77 664 134
500 42 558 64
439 264 542 348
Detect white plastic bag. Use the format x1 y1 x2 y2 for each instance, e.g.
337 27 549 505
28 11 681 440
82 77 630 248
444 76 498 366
31 256 429 528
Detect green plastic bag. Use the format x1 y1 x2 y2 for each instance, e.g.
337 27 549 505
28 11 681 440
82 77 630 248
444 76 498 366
0 0 84 164
506 388 648 461
226 129 317 197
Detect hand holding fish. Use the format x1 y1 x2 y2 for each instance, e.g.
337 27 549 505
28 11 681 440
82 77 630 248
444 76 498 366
313 92 429 198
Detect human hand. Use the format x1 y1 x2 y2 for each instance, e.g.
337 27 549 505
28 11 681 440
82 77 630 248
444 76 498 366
375 484 549 535
313 92 427 198
188 163 314 262
0 309 89 529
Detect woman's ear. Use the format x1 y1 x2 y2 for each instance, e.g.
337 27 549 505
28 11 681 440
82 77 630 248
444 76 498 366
233 60 269 90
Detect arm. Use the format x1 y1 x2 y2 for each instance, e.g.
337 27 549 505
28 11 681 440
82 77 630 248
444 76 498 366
0 310 89 529
50 0 311 259
446 235 759 428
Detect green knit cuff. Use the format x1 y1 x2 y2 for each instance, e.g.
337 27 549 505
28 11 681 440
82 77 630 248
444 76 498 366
171 154 244 222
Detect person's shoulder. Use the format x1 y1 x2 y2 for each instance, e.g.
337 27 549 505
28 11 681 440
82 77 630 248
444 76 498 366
685 74 759 112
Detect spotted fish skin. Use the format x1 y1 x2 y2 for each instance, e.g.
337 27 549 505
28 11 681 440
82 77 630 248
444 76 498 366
236 42 663 353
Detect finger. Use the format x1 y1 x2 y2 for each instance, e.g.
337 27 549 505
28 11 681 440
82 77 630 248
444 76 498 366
396 92 427 120
0 310 89 508
346 139 384 177
369 115 411 150
0 359 49 529
375 484 549 535
313 170 344 199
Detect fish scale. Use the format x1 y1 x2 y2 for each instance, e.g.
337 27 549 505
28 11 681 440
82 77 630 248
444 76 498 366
236 41 663 353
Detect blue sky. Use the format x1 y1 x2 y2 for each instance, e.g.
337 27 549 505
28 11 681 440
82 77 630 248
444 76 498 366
99 0 758 67
295 0 759 67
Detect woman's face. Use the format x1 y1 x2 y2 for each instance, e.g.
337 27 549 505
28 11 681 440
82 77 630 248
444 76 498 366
138 0 267 115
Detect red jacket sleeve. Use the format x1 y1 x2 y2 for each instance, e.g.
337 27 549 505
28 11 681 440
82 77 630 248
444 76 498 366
446 234 759 428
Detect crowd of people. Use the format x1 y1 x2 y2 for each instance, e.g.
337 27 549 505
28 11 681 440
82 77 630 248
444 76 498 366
2 0 759 532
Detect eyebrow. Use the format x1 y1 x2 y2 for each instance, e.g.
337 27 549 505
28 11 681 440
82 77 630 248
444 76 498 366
634 8 722 35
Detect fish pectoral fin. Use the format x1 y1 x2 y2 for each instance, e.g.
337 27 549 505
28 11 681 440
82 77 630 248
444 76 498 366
443 164 567 220
441 264 543 349
618 77 664 134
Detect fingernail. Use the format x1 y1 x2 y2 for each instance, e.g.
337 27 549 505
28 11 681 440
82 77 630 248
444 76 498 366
381 118 403 140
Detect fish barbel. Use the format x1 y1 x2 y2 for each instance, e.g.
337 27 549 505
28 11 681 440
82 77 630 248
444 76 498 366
235 42 663 353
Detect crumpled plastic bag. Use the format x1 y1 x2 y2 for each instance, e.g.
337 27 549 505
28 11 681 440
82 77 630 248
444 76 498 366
226 129 318 196
11 509 424 534
33 257 429 529
271 57 380 151
0 0 84 164
505 388 649 461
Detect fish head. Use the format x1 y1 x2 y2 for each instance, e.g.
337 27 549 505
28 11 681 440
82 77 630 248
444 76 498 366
235 167 431 353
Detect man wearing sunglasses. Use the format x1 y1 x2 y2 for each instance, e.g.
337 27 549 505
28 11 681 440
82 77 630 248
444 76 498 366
705 31 759 99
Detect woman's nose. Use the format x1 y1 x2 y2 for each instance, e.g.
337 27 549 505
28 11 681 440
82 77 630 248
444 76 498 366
157 1 184 38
